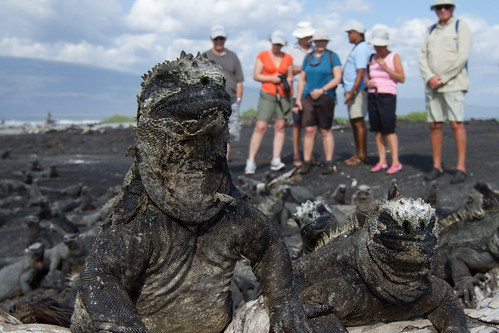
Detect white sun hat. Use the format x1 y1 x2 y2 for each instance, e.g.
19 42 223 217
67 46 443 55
430 0 457 10
312 28 330 41
370 28 390 46
292 21 315 39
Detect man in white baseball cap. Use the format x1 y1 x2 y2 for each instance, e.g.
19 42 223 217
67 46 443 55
203 25 244 161
419 0 472 184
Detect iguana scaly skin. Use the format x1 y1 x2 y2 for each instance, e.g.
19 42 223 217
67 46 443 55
70 52 311 333
292 185 468 332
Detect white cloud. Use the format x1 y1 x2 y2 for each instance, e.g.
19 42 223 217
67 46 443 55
329 0 373 13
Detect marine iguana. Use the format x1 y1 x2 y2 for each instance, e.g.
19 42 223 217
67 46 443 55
71 52 311 333
433 182 499 308
292 184 468 332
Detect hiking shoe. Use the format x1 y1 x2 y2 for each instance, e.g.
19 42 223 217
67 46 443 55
299 162 311 175
425 167 443 181
450 170 467 184
245 158 256 175
270 157 285 171
322 163 335 175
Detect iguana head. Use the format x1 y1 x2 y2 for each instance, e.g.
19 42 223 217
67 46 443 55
132 52 234 224
366 185 438 283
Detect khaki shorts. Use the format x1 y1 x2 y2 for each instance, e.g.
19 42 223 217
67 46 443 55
257 90 292 123
346 89 367 119
426 90 465 122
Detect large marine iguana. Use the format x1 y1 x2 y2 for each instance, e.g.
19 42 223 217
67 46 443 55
71 52 311 333
292 184 468 332
433 182 499 308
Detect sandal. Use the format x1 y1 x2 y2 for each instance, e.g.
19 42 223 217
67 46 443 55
370 163 388 173
293 159 303 167
345 155 367 166
386 164 402 175
311 159 322 167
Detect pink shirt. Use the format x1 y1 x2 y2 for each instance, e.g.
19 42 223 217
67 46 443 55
368 52 397 95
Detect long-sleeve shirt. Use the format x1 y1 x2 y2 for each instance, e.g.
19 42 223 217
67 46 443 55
419 16 473 93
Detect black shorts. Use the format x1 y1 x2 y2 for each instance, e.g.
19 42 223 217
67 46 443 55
368 93 397 134
301 94 335 129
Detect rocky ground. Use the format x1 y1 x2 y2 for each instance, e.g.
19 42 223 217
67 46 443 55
0 119 498 332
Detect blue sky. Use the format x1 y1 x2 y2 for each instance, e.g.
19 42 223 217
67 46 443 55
0 0 497 120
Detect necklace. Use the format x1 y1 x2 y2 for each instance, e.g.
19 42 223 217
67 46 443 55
308 52 324 66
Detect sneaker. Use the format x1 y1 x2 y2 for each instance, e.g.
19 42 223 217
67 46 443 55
299 162 311 175
245 158 256 175
370 163 388 173
386 164 402 175
270 157 285 171
425 167 443 181
322 163 335 175
450 170 467 184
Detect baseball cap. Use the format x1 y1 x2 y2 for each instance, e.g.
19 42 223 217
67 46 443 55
344 22 366 34
210 25 227 39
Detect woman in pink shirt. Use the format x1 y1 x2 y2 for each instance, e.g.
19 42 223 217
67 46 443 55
366 27 405 175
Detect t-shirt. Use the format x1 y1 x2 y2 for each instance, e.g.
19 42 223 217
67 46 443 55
204 49 244 103
257 50 293 97
301 50 341 100
342 41 372 91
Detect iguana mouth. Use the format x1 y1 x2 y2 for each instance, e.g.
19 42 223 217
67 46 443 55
149 85 231 123
376 232 436 252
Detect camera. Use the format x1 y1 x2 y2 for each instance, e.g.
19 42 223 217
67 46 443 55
278 74 290 93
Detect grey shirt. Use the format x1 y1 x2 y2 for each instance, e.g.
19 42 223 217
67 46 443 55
204 49 244 103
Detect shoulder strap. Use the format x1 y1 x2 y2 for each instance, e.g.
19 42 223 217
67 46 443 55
429 19 459 34
366 53 375 79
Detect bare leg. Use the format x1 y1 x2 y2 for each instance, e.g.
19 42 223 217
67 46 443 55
303 126 317 162
292 121 302 162
450 121 466 172
226 142 230 161
375 132 387 165
248 120 268 160
429 122 444 172
320 128 334 161
350 117 367 159
385 133 400 166
272 119 286 159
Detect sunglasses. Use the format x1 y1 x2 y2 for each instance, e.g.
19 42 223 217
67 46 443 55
435 5 453 11
214 37 226 41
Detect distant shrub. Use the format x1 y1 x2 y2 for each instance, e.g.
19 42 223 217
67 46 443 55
100 114 135 123
397 111 427 122
241 108 257 119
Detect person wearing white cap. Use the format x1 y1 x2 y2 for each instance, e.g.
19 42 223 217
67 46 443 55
288 22 315 168
419 0 473 184
295 28 342 175
203 25 244 161
245 30 294 174
343 22 372 166
366 27 405 175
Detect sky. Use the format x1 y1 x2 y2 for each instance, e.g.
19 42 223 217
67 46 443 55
0 0 498 116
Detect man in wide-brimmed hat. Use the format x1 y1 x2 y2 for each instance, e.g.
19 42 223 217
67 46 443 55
419 0 473 184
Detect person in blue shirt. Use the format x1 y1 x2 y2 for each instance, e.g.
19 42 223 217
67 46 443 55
295 29 342 175
343 22 372 166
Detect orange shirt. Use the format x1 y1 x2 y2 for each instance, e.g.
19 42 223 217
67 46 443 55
257 51 293 97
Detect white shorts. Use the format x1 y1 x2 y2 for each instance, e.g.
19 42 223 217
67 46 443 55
426 90 465 122
347 90 367 119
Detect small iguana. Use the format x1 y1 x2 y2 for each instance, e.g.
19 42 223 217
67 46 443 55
433 182 499 308
292 184 468 332
71 52 311 333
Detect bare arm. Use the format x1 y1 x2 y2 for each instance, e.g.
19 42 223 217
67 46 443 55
344 68 365 104
236 82 243 100
377 53 405 83
295 70 307 111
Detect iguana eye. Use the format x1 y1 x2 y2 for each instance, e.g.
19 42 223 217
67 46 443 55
200 76 210 85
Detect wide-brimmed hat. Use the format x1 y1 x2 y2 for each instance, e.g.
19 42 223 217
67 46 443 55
344 22 366 34
210 25 227 39
270 30 287 45
312 28 330 41
370 28 390 46
292 21 315 39
430 0 457 10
